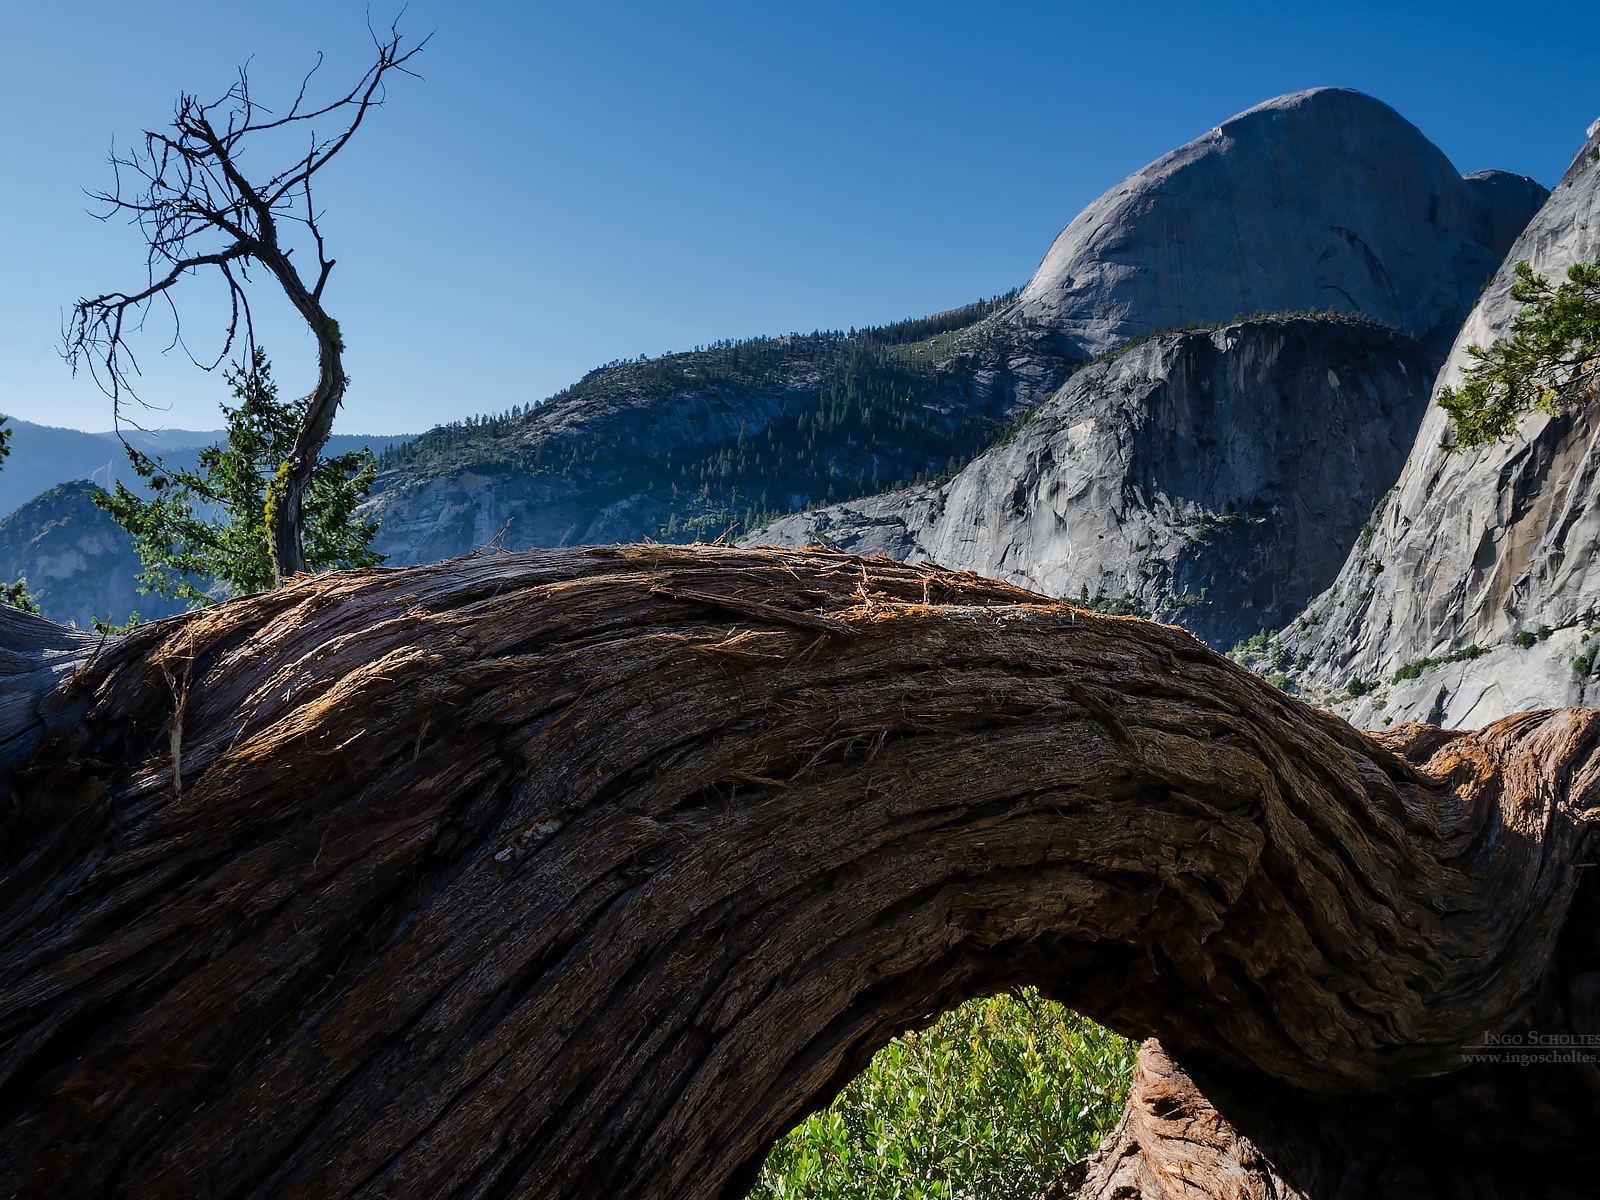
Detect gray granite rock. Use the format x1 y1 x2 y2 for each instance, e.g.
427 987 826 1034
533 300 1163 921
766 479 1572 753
1012 88 1547 356
751 315 1435 650
1272 117 1600 727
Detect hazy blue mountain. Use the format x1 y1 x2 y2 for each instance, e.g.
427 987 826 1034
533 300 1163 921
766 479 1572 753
0 481 189 629
0 417 414 518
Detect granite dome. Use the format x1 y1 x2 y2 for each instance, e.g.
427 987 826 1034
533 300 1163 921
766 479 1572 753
1013 87 1547 355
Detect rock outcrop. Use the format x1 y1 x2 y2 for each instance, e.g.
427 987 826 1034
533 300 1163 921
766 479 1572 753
0 481 187 629
1012 88 1546 356
1272 118 1600 727
752 315 1435 649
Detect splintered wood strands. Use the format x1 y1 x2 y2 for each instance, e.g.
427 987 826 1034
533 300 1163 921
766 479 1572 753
2 544 1599 1200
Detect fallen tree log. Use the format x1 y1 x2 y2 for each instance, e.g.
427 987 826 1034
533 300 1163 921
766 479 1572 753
2 545 1598 1199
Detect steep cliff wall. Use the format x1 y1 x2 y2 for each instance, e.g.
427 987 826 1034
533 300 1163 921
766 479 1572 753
753 316 1434 650
1272 118 1600 727
1012 88 1547 356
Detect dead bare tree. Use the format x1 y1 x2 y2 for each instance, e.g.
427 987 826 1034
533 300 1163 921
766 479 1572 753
63 21 426 584
3 546 1599 1198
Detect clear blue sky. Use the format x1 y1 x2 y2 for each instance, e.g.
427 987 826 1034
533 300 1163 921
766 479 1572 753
1 0 1596 435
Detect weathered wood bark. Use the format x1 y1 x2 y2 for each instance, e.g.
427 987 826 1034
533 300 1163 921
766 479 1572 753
2 546 1598 1199
0 605 96 764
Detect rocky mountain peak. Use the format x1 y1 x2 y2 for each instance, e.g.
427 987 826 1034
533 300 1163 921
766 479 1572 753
1012 87 1548 357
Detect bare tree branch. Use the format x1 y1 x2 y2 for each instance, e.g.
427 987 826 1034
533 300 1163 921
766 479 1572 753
63 18 428 581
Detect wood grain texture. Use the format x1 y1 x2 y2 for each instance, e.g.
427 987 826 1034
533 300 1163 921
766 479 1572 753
2 545 1597 1199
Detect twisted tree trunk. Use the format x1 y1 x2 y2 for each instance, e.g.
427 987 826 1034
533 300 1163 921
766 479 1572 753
2 546 1597 1199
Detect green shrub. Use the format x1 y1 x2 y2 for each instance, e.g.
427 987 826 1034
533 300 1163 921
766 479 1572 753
753 990 1134 1200
1073 594 1148 618
1512 630 1538 649
0 577 38 614
1390 644 1485 684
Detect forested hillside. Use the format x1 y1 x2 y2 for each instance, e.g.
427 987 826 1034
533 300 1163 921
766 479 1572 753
366 293 1082 558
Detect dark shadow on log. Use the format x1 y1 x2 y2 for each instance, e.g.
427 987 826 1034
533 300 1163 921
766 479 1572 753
1 546 1598 1199
1063 860 1600 1199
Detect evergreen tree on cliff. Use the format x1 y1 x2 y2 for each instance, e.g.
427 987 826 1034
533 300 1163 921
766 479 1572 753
1439 260 1600 447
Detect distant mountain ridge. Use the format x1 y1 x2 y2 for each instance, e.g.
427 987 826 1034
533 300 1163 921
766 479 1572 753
366 296 1079 564
0 481 188 629
0 417 414 519
0 420 416 627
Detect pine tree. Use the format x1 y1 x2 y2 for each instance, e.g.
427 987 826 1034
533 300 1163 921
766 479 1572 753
1439 260 1600 449
96 350 384 605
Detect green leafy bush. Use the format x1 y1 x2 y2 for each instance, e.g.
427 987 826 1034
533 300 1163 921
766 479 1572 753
752 990 1133 1200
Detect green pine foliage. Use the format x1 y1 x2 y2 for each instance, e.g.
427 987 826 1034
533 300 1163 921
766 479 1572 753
1 576 39 614
1439 261 1600 449
0 417 39 613
95 350 383 605
752 990 1134 1200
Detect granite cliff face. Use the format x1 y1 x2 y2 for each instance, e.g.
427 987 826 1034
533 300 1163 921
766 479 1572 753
751 316 1434 649
0 482 187 629
1270 118 1600 728
1013 88 1546 356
